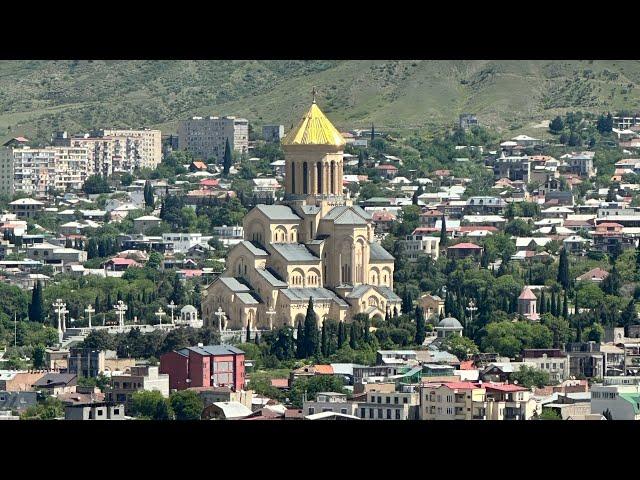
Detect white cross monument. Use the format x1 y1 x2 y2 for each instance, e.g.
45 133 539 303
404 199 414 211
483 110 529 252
113 300 128 329
84 305 95 329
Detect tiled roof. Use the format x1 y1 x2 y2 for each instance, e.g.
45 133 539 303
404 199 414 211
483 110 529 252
369 242 394 262
280 287 349 307
448 242 482 249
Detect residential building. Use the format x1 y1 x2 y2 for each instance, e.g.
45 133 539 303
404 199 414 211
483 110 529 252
263 125 285 143
106 365 169 413
8 198 44 219
160 344 245 391
101 129 162 170
0 391 37 413
566 342 605 379
0 370 47 391
32 373 78 395
0 146 14 195
591 383 640 420
402 233 440 262
133 215 162 234
459 113 478 130
202 401 253 420
592 222 634 254
68 348 105 378
356 386 420 420
178 116 249 162
522 349 569 382
420 381 486 420
189 386 253 411
65 401 126 420
447 242 483 260
303 392 357 417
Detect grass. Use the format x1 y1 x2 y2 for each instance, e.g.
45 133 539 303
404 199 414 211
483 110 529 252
2 60 640 143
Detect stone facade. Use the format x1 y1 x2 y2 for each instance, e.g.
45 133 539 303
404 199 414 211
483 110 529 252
203 100 400 330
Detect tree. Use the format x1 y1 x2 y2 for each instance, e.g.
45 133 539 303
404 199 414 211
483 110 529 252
441 335 479 361
621 299 638 333
597 113 613 134
510 365 551 388
222 138 233 176
170 390 204 420
538 408 562 420
303 298 320 357
337 321 345 348
289 375 347 408
296 319 305 359
321 320 328 356
583 323 604 343
439 214 448 248
143 180 154 208
402 289 413 315
414 305 426 345
83 175 110 194
32 344 46 369
549 115 564 134
601 265 621 295
557 248 570 290
130 390 174 420
562 290 569 318
28 281 45 323
21 396 65 420
349 322 358 349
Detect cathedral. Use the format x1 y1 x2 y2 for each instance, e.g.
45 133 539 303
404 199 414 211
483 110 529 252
202 96 400 330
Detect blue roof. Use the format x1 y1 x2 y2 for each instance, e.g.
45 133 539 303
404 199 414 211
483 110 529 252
256 268 288 287
218 277 251 292
280 288 349 307
239 241 268 256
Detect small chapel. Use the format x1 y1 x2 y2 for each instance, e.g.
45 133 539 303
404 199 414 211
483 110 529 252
202 94 401 330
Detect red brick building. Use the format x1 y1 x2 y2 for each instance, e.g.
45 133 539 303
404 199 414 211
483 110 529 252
160 345 245 391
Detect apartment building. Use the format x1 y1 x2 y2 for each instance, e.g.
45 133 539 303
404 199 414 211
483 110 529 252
106 365 169 414
402 233 440 262
303 392 357 417
178 116 249 162
356 386 420 420
522 349 570 383
11 146 89 196
101 129 162 170
0 146 14 195
591 383 640 420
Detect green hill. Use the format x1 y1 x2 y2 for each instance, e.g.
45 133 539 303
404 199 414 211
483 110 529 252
2 60 640 142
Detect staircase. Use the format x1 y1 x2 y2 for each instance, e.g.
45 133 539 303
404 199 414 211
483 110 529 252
60 328 90 349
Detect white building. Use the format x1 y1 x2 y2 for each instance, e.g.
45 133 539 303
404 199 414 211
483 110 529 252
178 116 249 162
0 146 14 196
591 383 640 420
162 233 209 254
402 234 440 262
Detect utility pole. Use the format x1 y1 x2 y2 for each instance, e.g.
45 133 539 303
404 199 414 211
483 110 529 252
14 312 17 348
465 298 477 337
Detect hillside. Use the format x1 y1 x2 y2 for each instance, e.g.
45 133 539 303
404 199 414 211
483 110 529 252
2 60 640 142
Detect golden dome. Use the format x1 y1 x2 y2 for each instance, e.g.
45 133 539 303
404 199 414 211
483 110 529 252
282 102 346 148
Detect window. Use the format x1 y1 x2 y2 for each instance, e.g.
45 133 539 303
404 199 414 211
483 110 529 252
97 409 103 416
341 408 347 415
308 407 315 415
378 409 383 419
387 409 392 419
361 408 366 418
403 397 408 404
114 409 120 415
369 408 374 419
395 410 401 420
394 397 399 404
386 396 390 404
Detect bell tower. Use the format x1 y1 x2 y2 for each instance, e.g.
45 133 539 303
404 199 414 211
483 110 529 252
282 89 346 200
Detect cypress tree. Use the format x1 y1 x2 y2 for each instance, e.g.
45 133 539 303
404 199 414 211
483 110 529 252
337 321 345 348
402 289 413 315
393 307 399 325
246 323 251 343
321 321 328 356
539 290 546 314
550 292 557 317
363 316 371 343
415 305 426 345
622 299 638 332
144 180 154 208
574 290 579 316
28 281 45 323
384 307 390 323
296 320 305 358
562 290 569 318
557 248 570 290
349 322 358 349
222 138 233 176
370 123 375 142
254 332 260 346
440 214 448 248
303 298 319 357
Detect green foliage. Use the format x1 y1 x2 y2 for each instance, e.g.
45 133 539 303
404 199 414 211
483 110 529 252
481 321 553 358
83 175 111 194
21 396 65 420
441 335 479 360
170 390 204 420
538 408 562 420
511 365 551 388
130 390 174 420
289 375 347 408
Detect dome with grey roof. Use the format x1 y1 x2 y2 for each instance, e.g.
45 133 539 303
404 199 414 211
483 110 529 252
437 317 463 329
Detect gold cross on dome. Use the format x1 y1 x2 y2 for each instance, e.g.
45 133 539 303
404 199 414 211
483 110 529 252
312 85 318 104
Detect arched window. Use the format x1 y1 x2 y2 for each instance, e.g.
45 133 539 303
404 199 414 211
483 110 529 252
303 162 308 194
317 162 323 193
291 162 296 193
330 161 335 193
